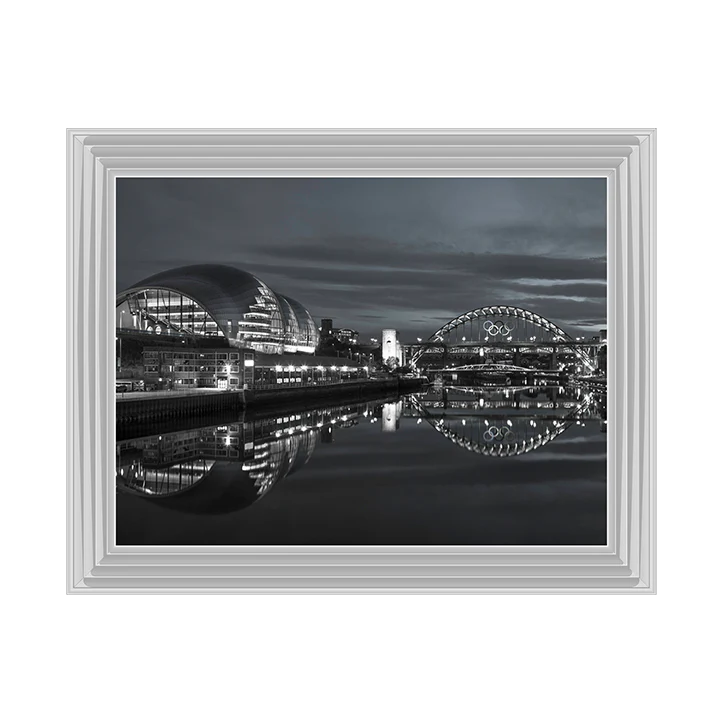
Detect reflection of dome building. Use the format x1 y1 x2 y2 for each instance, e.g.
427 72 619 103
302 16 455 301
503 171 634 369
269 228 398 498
117 425 319 515
116 264 319 355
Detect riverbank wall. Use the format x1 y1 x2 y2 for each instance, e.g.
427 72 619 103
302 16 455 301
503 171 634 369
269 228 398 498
116 377 424 429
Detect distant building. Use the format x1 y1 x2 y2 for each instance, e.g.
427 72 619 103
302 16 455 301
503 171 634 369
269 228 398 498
321 318 334 338
382 328 403 367
332 327 359 345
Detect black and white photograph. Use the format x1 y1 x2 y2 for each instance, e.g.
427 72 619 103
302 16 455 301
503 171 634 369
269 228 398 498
115 177 608 546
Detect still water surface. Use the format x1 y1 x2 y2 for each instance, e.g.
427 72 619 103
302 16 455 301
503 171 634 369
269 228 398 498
116 385 606 546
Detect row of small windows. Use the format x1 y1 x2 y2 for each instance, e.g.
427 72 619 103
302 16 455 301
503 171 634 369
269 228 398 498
144 352 239 360
145 365 240 372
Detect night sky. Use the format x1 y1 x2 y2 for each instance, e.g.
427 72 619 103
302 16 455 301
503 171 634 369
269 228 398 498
117 177 606 341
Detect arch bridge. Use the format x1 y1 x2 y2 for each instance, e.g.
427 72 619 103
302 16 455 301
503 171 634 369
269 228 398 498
411 305 598 372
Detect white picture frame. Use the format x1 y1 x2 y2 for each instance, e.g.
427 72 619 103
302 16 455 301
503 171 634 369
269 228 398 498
67 128 655 593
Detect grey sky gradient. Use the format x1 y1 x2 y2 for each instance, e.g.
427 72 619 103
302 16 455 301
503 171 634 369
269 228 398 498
117 177 606 340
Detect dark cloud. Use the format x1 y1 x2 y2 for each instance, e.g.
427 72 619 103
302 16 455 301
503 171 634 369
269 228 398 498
117 177 606 339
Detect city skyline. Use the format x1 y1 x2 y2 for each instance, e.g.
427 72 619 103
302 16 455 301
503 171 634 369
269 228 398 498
117 177 606 340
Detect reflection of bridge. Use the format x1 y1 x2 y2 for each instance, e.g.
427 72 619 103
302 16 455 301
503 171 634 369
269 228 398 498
408 385 603 458
410 305 604 375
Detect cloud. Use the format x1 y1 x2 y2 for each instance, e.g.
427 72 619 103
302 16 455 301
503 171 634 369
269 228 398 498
117 177 607 339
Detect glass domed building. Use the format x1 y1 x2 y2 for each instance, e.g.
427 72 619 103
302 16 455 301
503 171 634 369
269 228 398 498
116 264 319 354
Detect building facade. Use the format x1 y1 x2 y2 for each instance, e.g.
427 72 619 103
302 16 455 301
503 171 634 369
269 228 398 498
320 318 334 338
331 327 359 345
117 264 320 355
381 328 404 367
143 346 368 391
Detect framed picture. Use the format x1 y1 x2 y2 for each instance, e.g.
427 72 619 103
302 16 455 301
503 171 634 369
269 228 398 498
67 129 655 593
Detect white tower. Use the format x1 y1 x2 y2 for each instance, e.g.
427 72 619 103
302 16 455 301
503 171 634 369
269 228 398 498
382 328 399 366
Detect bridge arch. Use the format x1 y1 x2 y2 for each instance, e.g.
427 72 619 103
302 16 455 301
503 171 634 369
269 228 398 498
412 305 595 371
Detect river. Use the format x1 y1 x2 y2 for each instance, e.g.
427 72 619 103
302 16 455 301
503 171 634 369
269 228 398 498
116 384 607 546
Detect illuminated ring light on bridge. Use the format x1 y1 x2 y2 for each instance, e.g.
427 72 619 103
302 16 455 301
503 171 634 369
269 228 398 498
482 319 516 336
411 305 595 371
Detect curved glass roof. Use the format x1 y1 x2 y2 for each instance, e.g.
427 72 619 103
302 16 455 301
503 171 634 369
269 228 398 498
117 264 319 354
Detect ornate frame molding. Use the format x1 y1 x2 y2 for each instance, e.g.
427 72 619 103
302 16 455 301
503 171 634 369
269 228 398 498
67 129 655 593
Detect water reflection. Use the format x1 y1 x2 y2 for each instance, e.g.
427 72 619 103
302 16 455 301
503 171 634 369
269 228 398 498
410 384 606 457
116 385 605 519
